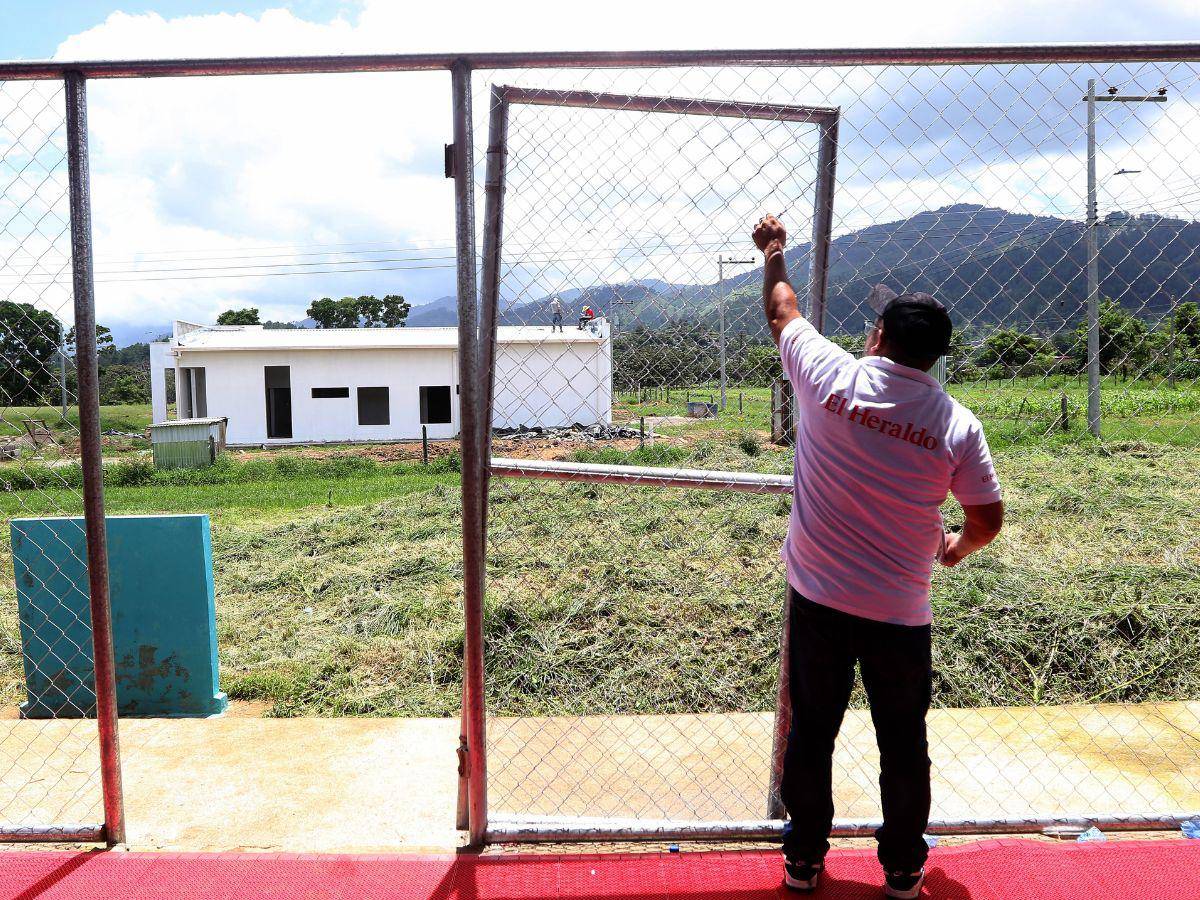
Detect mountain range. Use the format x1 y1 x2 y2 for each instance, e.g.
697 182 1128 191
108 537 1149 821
112 203 1193 347
405 204 1198 336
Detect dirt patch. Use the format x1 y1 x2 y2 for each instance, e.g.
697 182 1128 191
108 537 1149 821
226 436 660 464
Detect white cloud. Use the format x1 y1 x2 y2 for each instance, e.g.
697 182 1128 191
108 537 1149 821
21 0 1199 335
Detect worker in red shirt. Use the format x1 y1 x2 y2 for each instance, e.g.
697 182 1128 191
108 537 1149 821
578 304 596 329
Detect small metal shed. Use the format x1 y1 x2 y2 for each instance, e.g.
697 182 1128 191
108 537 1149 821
149 417 228 469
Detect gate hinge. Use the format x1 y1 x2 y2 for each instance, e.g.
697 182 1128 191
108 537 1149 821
457 735 469 776
445 144 456 179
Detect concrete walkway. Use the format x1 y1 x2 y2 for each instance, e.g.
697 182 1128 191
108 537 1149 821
0 701 1195 852
490 702 1200 824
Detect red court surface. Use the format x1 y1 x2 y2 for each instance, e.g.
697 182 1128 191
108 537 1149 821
0 839 1197 899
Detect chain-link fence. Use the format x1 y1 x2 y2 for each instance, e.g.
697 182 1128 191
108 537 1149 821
471 59 1200 841
1 46 1198 849
0 77 116 841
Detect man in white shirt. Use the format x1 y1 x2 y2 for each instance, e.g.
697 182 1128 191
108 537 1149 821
751 215 1004 898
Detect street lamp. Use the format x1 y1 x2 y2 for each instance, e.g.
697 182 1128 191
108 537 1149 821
1081 80 1166 437
717 255 754 410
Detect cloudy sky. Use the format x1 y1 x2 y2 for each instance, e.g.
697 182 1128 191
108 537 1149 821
1 1 1199 343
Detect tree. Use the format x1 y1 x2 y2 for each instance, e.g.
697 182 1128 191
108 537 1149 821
64 323 115 358
216 307 261 325
0 300 61 405
307 296 362 328
976 327 1053 370
1168 301 1200 350
377 294 410 328
106 342 149 366
1074 299 1149 378
355 295 383 326
307 294 410 328
98 364 150 405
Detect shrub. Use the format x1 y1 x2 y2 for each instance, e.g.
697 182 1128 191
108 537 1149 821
738 432 761 457
108 458 155 486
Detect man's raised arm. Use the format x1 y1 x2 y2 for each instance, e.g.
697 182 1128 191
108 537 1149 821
752 214 802 345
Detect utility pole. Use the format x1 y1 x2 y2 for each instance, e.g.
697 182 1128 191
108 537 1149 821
611 296 634 339
1082 79 1166 437
717 255 754 410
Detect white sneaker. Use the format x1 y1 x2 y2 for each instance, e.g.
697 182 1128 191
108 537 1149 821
884 867 925 898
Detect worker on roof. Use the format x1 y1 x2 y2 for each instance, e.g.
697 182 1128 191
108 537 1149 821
752 214 1004 899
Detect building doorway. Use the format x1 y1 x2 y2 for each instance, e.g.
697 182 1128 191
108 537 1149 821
178 366 207 418
264 366 292 439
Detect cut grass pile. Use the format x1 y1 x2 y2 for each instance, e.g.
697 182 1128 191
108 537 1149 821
2 440 1195 718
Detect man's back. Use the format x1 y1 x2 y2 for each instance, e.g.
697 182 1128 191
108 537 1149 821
779 317 1000 626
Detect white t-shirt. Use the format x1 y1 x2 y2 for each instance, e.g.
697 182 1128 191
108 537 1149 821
779 315 1002 626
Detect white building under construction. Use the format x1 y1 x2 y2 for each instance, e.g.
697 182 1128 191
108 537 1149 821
149 319 612 446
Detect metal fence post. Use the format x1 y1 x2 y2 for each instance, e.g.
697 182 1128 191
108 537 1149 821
809 115 839 333
64 69 125 847
479 85 510 456
450 59 488 848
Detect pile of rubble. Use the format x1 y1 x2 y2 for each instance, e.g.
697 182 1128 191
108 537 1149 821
494 423 643 443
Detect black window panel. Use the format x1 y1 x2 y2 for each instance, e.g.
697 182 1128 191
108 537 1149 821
311 387 349 399
420 385 452 424
357 386 390 426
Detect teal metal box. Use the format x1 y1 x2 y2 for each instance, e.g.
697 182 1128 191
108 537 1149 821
11 515 228 718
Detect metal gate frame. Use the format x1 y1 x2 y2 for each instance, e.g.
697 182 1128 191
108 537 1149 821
469 85 840 845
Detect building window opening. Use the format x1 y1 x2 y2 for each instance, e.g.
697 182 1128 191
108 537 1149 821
420 385 452 424
357 386 390 426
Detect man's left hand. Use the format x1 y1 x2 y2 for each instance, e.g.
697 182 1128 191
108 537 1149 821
940 532 967 567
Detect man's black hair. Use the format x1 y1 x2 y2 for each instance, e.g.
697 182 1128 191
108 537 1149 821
866 285 953 371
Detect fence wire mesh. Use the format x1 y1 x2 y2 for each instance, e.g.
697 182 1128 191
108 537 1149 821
0 78 104 834
475 61 1200 830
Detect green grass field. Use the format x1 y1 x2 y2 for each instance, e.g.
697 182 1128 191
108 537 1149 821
1 377 1198 718
0 404 152 438
615 376 1200 449
1 427 1196 718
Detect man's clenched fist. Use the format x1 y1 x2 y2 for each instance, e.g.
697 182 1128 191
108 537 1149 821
752 214 786 254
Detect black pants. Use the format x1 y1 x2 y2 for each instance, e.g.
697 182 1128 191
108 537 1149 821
781 589 932 873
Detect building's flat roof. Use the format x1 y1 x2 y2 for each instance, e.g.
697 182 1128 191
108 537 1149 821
169 322 608 352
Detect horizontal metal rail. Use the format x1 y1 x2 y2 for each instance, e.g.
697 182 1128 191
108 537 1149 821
0 825 105 843
488 811 1200 843
498 87 837 124
4 43 1200 81
490 457 792 493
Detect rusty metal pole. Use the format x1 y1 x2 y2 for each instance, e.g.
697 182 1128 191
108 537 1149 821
64 70 125 847
808 114 839 333
450 59 488 848
478 86 509 451
766 583 791 819
769 112 837 819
